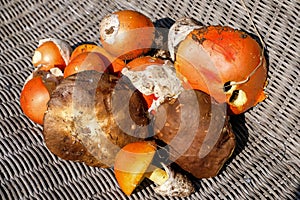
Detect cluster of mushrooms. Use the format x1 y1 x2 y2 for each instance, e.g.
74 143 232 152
20 10 268 197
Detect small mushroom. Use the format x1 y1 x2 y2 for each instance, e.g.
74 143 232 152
99 10 155 60
69 44 126 73
114 141 157 196
114 141 194 197
32 38 72 71
20 68 63 124
64 52 106 78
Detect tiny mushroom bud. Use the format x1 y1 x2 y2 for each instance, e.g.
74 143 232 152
20 76 50 125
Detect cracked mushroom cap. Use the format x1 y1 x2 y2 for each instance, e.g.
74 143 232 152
154 89 235 178
43 70 150 167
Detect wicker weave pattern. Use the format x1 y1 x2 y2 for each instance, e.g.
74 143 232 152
1 0 299 199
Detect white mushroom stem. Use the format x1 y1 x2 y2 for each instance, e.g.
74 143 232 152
145 163 195 197
147 167 169 186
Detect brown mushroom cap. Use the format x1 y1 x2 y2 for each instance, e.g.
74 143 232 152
154 89 235 178
43 70 150 167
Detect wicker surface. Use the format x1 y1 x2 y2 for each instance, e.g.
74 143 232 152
1 0 299 199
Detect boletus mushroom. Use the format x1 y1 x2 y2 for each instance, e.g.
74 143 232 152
154 89 236 178
43 70 150 167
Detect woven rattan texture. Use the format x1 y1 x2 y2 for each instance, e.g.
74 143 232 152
0 0 299 199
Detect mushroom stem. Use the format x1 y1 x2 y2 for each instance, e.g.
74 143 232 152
145 166 169 185
145 163 195 197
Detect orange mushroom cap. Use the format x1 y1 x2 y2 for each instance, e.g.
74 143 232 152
175 26 267 114
114 141 156 195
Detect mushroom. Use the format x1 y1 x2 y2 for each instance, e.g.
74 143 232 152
99 10 155 60
69 44 126 73
114 141 195 197
117 54 235 178
64 52 106 78
154 89 236 178
43 70 151 167
32 38 72 71
20 68 63 125
174 25 268 114
114 141 157 196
